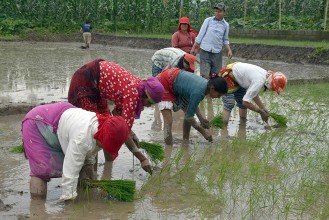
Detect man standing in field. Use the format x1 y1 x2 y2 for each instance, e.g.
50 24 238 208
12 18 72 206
191 2 233 79
80 20 92 49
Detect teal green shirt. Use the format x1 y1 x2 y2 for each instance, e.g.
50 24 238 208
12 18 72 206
174 71 208 118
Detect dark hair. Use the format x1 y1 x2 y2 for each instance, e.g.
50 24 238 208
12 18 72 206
208 76 228 94
177 57 184 69
263 85 268 92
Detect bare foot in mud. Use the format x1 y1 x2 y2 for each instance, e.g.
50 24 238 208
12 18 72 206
264 124 272 130
0 199 12 212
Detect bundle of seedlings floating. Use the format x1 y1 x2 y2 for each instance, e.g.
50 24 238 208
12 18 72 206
139 141 164 162
10 144 24 153
269 113 287 126
87 179 136 202
210 115 225 129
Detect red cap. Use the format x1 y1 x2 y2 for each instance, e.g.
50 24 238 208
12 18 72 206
271 72 287 95
94 114 129 161
183 54 196 71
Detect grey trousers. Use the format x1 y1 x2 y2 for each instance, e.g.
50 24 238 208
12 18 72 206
199 49 223 77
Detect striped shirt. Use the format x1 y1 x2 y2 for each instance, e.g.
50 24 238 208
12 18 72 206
151 47 186 70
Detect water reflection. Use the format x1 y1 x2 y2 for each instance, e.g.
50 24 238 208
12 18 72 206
1 41 329 219
1 41 328 106
0 42 154 105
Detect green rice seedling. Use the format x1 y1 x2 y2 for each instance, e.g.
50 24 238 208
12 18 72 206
139 141 164 162
210 115 225 129
10 144 24 153
269 113 287 126
225 57 237 65
87 180 136 202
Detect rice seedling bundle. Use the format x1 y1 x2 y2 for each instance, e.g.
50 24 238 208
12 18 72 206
10 144 24 153
210 115 225 129
269 113 287 126
139 141 164 162
87 180 136 202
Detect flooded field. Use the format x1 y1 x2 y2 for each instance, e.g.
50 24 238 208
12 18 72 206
0 41 328 219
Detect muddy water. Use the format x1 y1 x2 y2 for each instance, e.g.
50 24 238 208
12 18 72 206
0 41 328 219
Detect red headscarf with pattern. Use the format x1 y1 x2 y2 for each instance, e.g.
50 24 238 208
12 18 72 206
94 114 129 161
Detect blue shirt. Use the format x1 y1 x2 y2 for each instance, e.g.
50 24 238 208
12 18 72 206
195 16 230 53
174 71 208 118
81 23 92 32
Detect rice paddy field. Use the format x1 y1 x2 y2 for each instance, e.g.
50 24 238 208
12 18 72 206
140 82 329 219
0 41 328 219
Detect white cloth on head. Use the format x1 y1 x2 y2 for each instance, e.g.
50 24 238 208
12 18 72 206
232 63 267 103
151 47 186 70
57 108 100 201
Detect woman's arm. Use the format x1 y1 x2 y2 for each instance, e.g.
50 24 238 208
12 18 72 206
242 96 269 122
113 106 153 174
252 95 268 112
60 141 88 201
171 32 179 48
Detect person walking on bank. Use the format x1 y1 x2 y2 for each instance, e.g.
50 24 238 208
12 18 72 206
190 2 233 79
156 68 228 147
171 17 197 54
22 102 130 200
219 62 287 125
68 59 165 174
80 20 92 49
151 47 196 76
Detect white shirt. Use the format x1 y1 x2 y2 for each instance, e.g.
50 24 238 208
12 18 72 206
151 47 186 70
232 63 267 103
57 108 100 200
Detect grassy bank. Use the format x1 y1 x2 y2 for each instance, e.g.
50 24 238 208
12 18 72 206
110 32 329 49
1 30 329 49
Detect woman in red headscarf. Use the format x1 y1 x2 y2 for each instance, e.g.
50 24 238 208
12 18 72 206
22 102 130 201
68 59 165 173
171 17 198 54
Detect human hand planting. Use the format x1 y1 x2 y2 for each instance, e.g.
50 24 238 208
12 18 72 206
141 158 153 175
258 109 269 123
200 119 211 129
79 164 97 181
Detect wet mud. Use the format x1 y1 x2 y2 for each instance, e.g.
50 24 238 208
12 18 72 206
0 41 328 219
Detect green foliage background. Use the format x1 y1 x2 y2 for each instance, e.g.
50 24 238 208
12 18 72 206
0 0 327 35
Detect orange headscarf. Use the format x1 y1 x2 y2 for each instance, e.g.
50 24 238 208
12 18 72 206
94 114 129 161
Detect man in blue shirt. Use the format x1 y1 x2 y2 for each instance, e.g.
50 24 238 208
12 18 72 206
80 20 92 49
191 3 233 79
